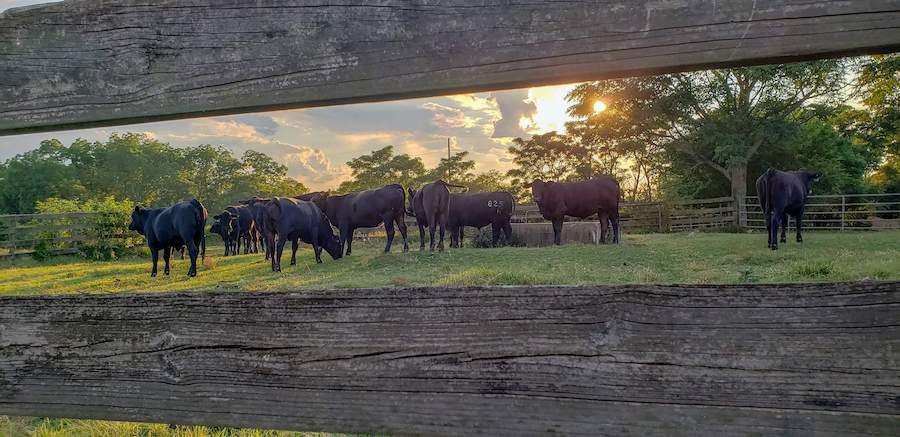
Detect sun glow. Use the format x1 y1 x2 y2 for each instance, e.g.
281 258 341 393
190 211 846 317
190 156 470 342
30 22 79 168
519 84 578 134
593 100 607 113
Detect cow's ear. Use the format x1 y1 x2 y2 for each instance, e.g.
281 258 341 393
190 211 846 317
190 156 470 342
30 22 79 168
212 213 222 220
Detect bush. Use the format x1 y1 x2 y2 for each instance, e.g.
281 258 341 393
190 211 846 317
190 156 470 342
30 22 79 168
470 227 526 248
35 196 142 260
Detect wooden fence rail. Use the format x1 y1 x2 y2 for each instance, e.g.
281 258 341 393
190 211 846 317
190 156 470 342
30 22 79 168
0 212 136 258
743 193 900 231
1 282 898 436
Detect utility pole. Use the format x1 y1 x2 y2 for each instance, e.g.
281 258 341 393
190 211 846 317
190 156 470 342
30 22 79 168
447 137 451 182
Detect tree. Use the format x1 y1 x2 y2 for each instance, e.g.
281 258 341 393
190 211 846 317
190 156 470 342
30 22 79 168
567 60 850 211
856 54 900 192
427 151 476 184
505 132 576 190
337 145 426 192
241 150 308 198
0 139 84 213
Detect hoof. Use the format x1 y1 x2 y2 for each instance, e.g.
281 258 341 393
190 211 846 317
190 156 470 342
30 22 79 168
151 272 157 277
770 245 778 251
317 259 323 264
290 261 296 266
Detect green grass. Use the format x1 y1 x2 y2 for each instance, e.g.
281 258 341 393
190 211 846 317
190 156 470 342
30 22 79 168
2 231 898 436
0 417 374 437
1 232 898 297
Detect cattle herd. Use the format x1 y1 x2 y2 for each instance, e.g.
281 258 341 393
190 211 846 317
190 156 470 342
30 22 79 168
127 168 818 277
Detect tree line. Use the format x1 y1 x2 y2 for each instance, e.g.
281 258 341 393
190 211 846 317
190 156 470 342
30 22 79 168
0 133 307 214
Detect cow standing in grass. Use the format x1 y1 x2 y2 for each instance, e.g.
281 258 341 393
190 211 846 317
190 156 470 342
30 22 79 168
756 168 819 250
128 199 207 277
210 211 239 256
317 184 409 256
531 176 621 245
447 191 515 248
264 197 342 271
408 180 467 252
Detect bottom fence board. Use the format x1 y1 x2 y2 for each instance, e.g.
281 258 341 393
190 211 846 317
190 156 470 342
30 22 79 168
1 282 899 436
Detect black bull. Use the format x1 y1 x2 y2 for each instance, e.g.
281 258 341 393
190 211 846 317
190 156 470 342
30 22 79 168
318 184 409 255
532 177 621 245
128 199 207 277
447 191 515 248
264 197 342 271
756 168 819 250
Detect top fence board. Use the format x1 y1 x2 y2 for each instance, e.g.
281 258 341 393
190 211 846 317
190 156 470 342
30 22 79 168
3 0 900 134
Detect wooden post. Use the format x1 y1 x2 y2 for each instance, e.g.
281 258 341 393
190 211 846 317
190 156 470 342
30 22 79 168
841 195 846 231
8 216 16 257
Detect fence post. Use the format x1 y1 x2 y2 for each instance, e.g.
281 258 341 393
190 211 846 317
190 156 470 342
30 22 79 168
841 195 846 231
8 217 16 257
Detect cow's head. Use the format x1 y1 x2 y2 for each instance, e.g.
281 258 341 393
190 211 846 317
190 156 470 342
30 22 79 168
531 179 546 204
799 169 821 194
319 214 343 260
128 205 147 234
211 212 237 236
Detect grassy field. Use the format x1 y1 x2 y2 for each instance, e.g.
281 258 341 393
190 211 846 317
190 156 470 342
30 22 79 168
1 231 899 437
1 231 898 297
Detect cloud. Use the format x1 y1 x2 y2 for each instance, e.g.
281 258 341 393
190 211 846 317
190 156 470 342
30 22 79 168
491 89 537 139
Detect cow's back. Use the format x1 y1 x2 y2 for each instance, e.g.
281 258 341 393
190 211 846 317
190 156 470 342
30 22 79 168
449 192 514 227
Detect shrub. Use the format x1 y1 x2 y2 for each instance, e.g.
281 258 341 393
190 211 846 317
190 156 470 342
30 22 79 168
470 227 526 248
35 196 141 260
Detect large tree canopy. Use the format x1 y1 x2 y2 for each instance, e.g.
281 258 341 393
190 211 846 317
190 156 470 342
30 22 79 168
0 133 307 214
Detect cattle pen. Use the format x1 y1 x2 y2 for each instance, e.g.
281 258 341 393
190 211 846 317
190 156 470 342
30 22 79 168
2 1 900 436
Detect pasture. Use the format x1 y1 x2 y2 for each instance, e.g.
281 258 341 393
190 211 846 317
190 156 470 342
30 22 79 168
1 231 897 296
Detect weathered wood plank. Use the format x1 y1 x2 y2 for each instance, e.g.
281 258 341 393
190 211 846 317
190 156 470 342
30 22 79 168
1 282 899 436
3 0 900 134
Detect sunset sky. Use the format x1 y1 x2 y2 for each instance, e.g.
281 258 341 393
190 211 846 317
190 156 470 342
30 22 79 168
1 1 586 190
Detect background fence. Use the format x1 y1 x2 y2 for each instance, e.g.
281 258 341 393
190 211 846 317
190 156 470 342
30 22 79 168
742 193 900 231
0 212 137 258
3 193 898 257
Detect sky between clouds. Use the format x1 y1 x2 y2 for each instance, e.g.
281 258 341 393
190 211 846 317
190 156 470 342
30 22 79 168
1 0 583 190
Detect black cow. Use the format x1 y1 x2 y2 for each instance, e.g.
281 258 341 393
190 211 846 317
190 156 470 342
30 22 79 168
407 180 467 252
319 184 409 255
264 197 342 271
225 205 256 254
128 199 207 277
756 168 820 250
531 176 621 245
446 191 515 248
210 211 239 256
240 197 274 259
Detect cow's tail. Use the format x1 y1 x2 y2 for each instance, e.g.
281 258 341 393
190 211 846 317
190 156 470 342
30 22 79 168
762 167 777 214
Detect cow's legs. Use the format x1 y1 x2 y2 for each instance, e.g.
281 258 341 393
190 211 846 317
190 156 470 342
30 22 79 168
417 222 426 251
269 234 278 271
274 237 287 272
395 213 410 252
311 226 323 264
200 234 206 260
383 214 395 253
780 212 788 244
599 211 610 244
289 239 298 265
450 225 460 248
163 247 172 276
764 211 772 248
796 210 805 243
149 248 159 277
503 221 513 245
186 240 199 277
437 213 447 252
769 210 782 250
492 222 503 247
551 219 563 245
339 225 354 256
427 212 438 252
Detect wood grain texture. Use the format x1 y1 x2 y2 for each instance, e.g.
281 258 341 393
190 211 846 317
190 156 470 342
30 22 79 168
1 282 899 436
3 0 900 135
